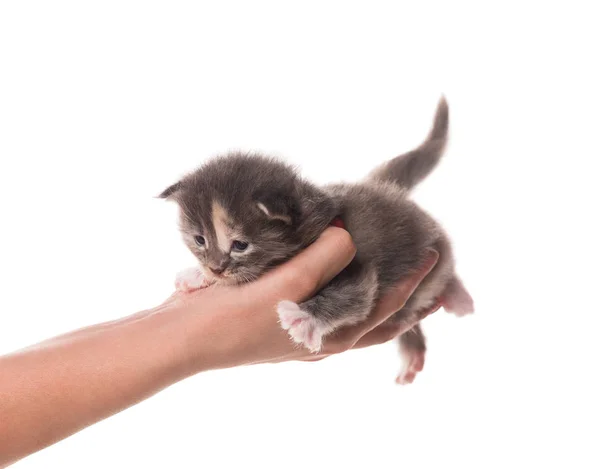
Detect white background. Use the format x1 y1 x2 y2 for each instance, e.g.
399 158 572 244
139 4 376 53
1 1 599 467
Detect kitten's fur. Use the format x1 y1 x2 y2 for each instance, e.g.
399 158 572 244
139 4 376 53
160 97 473 383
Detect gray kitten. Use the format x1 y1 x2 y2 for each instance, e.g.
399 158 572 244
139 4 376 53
160 98 473 384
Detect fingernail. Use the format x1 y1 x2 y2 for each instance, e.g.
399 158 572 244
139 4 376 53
422 303 442 319
421 248 439 269
424 247 439 259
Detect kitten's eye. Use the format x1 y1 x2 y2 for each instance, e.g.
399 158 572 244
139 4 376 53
194 235 206 247
231 240 249 252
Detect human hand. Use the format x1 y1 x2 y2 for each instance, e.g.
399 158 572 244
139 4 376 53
160 227 440 375
262 247 440 364
0 227 436 466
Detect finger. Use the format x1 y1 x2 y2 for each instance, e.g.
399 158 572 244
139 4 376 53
332 249 439 344
352 302 442 349
243 226 356 303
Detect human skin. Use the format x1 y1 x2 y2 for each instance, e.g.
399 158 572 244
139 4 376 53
0 227 439 467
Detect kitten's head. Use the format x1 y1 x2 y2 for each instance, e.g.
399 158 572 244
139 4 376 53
160 153 336 285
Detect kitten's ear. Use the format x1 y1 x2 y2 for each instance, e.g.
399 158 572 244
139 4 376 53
158 181 183 199
253 190 300 225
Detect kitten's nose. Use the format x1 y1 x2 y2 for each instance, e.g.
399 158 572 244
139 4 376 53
209 259 229 275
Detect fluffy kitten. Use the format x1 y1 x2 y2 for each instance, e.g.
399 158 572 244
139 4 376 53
160 98 473 384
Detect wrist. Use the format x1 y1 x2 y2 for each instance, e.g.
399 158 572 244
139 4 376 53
154 286 300 377
123 302 201 385
162 290 280 376
152 294 236 379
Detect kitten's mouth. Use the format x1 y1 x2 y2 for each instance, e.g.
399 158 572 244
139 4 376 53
202 267 247 285
204 270 232 283
206 272 224 281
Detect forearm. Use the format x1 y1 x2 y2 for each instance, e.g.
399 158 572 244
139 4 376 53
0 228 364 466
0 304 196 466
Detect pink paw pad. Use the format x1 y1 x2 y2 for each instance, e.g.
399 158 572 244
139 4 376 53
441 278 474 317
175 268 211 293
277 300 325 353
396 349 426 385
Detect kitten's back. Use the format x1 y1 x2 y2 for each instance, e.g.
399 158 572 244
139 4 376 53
325 180 451 295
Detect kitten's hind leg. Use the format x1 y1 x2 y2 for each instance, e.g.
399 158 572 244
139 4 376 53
278 263 378 353
440 276 474 317
396 323 427 385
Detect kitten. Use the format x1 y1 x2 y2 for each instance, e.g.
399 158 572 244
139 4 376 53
160 97 473 384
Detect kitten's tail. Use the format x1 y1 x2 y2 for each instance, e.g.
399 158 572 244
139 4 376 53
368 96 449 190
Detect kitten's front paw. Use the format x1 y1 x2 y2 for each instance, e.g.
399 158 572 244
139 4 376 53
396 348 426 385
277 301 326 353
175 267 211 293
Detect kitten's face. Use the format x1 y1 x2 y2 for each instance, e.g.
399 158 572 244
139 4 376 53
160 154 335 286
177 198 302 285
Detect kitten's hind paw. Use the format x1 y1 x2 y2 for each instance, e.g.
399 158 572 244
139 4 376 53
441 277 474 317
396 348 426 385
175 267 212 293
277 301 326 353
